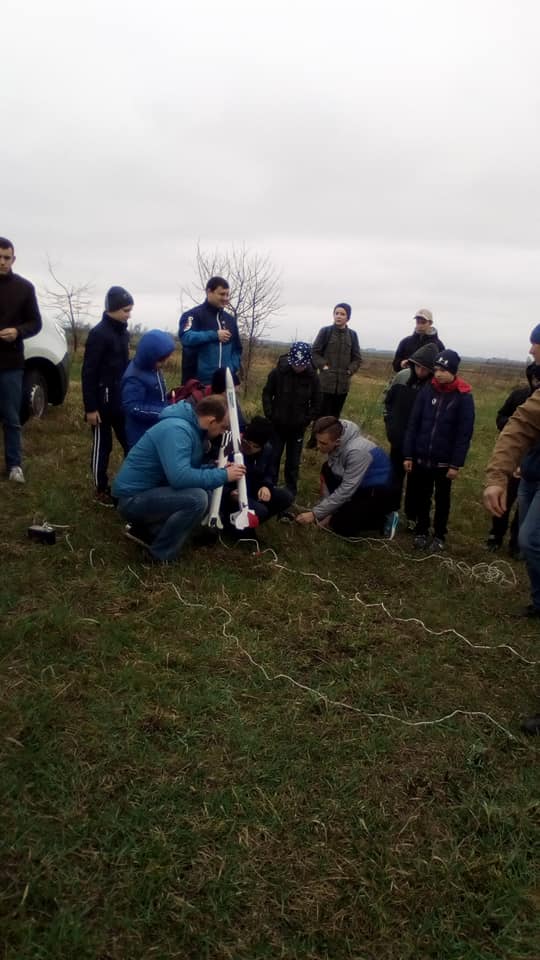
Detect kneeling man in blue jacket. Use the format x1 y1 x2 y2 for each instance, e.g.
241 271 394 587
112 396 245 563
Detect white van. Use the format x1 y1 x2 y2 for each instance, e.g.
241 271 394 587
22 317 70 421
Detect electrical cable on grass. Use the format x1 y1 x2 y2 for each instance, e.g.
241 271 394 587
166 582 517 742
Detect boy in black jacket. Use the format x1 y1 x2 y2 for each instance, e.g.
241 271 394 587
485 361 540 554
81 286 132 505
221 417 293 529
262 342 321 497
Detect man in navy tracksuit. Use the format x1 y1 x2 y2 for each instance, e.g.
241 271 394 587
81 286 132 505
178 276 242 386
404 349 475 551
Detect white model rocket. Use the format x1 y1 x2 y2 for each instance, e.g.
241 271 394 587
225 367 259 530
203 369 259 531
204 431 230 530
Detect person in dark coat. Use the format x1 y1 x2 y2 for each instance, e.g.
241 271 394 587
262 341 321 497
311 302 362 419
485 361 540 554
404 349 475 551
220 417 294 530
121 329 176 449
392 308 444 373
0 236 42 483
81 286 132 505
383 342 439 528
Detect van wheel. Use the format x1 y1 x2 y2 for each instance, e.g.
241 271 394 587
21 369 48 422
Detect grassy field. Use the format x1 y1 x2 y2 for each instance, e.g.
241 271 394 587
1 350 539 960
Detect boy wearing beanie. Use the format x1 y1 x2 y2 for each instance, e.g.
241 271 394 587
262 341 321 497
403 349 475 551
311 303 362 419
81 286 133 504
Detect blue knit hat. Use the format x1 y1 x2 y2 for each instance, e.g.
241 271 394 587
434 349 460 375
288 341 312 367
530 324 540 344
334 302 351 319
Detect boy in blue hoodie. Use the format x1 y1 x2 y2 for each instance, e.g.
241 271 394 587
121 329 175 449
404 349 475 552
112 396 245 563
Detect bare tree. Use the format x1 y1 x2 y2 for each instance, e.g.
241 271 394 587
43 260 96 352
182 243 282 392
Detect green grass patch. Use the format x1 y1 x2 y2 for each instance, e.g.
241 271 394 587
1 355 539 959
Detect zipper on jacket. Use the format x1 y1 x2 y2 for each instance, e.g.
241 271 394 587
217 312 223 368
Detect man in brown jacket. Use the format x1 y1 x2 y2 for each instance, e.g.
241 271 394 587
484 383 540 735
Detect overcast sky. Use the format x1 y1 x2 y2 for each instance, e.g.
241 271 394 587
4 0 540 360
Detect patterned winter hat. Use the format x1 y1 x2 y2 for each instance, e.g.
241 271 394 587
434 349 460 375
288 341 312 367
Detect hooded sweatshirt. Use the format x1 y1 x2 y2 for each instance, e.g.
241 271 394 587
312 420 390 520
383 342 439 447
111 400 228 498
121 329 176 448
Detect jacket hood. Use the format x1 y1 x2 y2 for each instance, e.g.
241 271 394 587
413 325 440 338
409 342 439 371
526 362 540 388
159 398 201 427
336 419 363 449
432 375 472 394
133 330 175 370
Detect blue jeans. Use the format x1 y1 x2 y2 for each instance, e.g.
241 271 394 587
0 368 23 469
518 478 540 609
117 487 208 562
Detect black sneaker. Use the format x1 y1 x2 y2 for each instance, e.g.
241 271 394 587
516 604 540 619
430 536 445 553
486 535 502 552
521 714 540 735
278 511 296 524
124 523 153 550
413 534 429 550
95 490 115 507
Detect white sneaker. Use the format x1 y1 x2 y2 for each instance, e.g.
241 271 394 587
8 466 25 483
